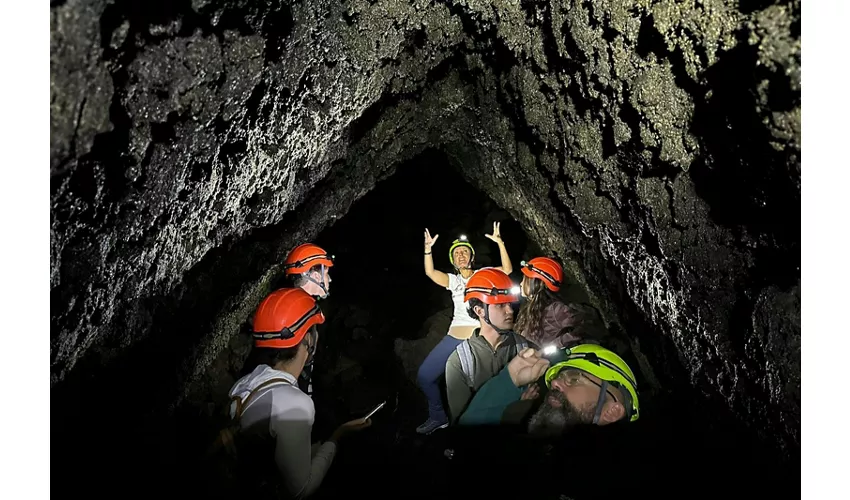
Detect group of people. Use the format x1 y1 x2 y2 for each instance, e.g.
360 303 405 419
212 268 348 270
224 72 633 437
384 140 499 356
415 223 640 438
221 224 641 499
221 243 370 500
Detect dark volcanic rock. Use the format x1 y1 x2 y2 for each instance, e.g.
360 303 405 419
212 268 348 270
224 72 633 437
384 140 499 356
51 0 800 472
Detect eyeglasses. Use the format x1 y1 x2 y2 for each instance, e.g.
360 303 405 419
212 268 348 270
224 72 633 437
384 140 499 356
556 369 619 402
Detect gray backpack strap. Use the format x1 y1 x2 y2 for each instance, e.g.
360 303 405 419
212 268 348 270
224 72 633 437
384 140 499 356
514 334 528 355
456 341 475 386
219 377 291 457
232 378 292 420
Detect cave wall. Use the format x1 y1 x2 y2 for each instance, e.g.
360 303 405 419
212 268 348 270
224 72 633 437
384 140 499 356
51 0 800 454
51 0 461 382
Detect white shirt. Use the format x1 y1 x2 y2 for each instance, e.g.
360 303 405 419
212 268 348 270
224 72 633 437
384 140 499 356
446 273 481 328
229 365 336 499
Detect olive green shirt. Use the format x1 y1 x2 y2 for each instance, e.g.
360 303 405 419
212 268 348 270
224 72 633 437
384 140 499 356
445 328 538 423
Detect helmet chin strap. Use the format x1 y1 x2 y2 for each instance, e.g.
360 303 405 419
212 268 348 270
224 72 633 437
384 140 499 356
591 381 609 424
304 329 318 366
303 265 329 298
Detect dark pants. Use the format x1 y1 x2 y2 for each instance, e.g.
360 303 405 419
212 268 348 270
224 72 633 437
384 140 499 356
417 335 463 422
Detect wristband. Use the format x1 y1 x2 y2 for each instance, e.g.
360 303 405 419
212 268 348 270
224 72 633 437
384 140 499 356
424 251 432 255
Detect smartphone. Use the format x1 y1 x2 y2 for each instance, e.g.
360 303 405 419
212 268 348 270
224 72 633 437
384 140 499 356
363 401 386 420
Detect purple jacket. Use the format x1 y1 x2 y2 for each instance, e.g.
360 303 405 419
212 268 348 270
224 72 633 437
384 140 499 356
519 301 580 347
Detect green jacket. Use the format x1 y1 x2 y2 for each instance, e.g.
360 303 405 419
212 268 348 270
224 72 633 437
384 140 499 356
457 366 523 425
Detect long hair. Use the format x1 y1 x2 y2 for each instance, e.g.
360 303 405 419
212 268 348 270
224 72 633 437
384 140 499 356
515 277 560 338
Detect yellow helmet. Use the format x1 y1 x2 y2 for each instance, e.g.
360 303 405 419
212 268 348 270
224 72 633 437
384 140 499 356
543 343 640 422
448 236 475 267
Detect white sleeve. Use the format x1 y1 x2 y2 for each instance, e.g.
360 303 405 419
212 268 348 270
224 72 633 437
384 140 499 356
270 392 337 499
446 273 457 291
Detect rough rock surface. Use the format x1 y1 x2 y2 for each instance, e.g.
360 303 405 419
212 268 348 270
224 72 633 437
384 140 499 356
51 0 800 457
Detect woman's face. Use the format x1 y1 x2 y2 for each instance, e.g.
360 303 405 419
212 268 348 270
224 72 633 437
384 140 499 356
521 275 531 298
453 247 472 268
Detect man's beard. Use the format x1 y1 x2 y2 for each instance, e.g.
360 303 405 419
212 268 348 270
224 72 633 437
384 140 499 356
527 389 596 439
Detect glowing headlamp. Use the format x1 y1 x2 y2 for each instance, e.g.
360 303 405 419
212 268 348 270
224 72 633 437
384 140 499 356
541 345 570 364
510 285 521 295
459 234 468 241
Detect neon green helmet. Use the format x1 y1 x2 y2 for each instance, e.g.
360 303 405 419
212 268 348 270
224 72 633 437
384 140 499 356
543 343 640 422
448 236 475 268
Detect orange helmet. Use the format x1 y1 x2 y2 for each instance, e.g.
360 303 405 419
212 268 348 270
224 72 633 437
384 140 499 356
464 268 521 305
283 243 334 275
520 257 564 292
252 288 325 348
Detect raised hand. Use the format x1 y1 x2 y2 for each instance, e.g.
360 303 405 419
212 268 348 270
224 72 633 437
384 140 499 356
507 348 551 387
424 228 439 250
484 221 503 244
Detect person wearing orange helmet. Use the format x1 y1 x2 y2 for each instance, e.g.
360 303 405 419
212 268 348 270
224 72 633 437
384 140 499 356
284 243 335 299
283 243 334 398
443 267 538 424
514 256 582 348
227 288 370 498
416 222 514 435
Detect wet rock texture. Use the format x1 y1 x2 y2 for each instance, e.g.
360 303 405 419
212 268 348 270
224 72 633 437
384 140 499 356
51 0 800 454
